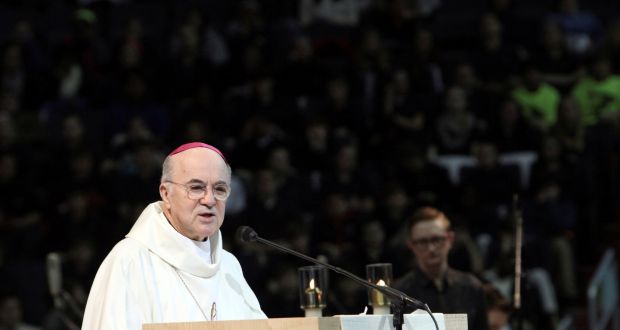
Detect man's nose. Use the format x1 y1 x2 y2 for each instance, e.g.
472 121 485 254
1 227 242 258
427 242 439 251
200 188 217 206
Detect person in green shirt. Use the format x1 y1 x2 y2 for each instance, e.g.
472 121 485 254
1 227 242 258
571 54 620 126
512 63 561 132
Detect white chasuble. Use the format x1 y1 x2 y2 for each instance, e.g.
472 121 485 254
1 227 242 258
82 201 266 330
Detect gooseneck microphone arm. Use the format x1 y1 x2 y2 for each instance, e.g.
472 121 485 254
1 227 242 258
236 226 439 330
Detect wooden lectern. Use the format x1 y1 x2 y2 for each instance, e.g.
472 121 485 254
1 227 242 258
143 314 467 330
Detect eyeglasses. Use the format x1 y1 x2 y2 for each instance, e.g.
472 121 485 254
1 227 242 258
411 235 447 249
165 181 231 201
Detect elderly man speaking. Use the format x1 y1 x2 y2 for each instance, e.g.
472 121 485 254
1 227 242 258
82 142 266 329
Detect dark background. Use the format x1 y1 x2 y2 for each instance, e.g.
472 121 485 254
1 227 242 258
0 0 619 329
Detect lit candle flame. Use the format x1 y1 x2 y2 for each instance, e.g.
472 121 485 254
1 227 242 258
304 278 322 309
371 279 387 307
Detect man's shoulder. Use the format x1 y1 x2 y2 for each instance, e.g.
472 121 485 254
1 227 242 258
447 268 485 288
220 249 243 270
393 270 419 289
101 237 153 267
111 236 148 253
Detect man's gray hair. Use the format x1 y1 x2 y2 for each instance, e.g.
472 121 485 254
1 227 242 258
160 155 232 183
160 156 173 183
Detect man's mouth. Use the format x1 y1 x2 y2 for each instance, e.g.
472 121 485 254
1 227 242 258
198 212 216 219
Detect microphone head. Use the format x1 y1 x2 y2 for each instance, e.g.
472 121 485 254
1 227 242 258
236 226 258 243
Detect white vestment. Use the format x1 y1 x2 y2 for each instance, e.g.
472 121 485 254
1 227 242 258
82 201 266 330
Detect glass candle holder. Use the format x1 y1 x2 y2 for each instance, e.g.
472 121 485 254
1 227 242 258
298 265 328 317
366 263 393 315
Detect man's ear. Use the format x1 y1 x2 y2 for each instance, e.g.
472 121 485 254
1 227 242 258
160 183 170 206
406 239 416 254
445 230 456 249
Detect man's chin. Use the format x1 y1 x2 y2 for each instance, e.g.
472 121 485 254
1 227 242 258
422 260 444 273
199 226 219 239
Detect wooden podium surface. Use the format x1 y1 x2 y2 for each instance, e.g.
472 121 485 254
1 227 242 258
143 314 467 330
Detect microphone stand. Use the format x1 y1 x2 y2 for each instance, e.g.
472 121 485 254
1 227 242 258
513 194 524 330
239 227 439 330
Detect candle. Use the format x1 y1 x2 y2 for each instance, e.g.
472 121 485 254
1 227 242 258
304 278 322 308
371 279 387 306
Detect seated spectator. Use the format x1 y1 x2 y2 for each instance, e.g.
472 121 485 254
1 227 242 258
512 62 561 132
299 0 371 28
459 140 521 240
402 27 446 98
450 61 500 127
316 75 366 134
470 12 523 97
435 86 484 154
549 96 585 160
358 0 418 47
531 20 583 94
529 135 577 198
276 35 323 102
523 180 579 305
391 143 454 208
382 68 429 147
393 206 490 330
545 0 603 56
571 53 620 126
602 18 620 73
0 293 42 330
485 99 542 153
483 283 512 330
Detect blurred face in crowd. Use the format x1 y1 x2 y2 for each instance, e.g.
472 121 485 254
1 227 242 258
335 144 358 172
0 154 17 180
542 21 564 50
2 44 21 71
0 296 21 327
488 307 510 330
305 121 328 150
476 142 499 170
254 76 273 101
608 20 620 46
268 147 291 174
327 78 349 106
255 168 278 200
362 29 381 54
324 193 350 220
62 115 84 143
414 28 433 54
445 87 467 113
455 63 477 90
524 67 542 90
362 220 385 248
407 217 454 278
557 97 580 125
541 136 561 161
290 36 313 61
393 69 410 94
593 58 611 80
160 148 230 241
559 0 579 13
480 13 502 39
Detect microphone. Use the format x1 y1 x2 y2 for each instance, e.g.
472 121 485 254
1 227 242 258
236 226 438 330
237 225 258 242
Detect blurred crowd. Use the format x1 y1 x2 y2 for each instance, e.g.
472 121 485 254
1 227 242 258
0 0 619 329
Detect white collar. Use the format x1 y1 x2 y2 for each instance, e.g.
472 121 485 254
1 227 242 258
126 201 222 278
